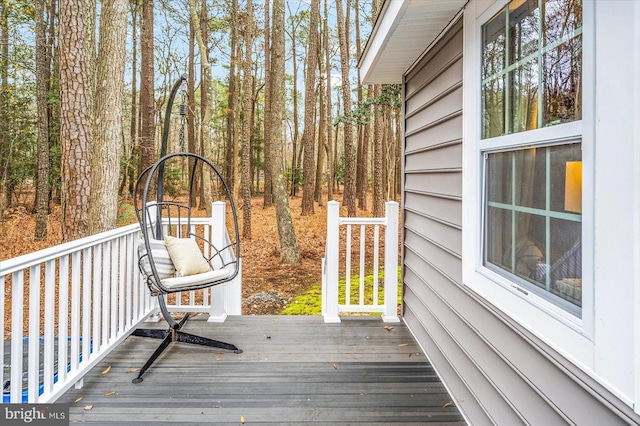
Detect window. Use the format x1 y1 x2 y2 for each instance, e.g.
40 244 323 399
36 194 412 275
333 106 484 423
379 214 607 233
482 0 582 138
480 0 583 316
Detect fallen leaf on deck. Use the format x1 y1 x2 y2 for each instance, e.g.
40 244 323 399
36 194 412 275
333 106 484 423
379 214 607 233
443 401 454 408
101 366 111 375
84 405 93 411
398 343 409 347
333 364 338 370
126 368 140 373
105 391 116 396
240 415 245 424
74 397 83 403
216 357 223 361
409 353 413 357
384 326 394 331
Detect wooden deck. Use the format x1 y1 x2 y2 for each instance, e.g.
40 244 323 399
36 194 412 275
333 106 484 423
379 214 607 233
57 315 465 424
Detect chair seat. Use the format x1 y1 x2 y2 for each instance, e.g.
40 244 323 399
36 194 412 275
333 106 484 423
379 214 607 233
160 268 231 291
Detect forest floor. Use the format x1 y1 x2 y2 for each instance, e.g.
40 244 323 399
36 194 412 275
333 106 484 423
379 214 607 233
0 193 376 316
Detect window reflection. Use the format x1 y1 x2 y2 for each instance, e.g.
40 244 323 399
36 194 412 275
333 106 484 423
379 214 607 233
481 0 582 138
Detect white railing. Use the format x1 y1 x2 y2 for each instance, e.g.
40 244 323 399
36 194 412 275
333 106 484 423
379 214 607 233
0 202 240 404
322 201 400 323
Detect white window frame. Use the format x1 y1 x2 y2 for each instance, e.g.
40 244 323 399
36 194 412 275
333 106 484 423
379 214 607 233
462 0 595 366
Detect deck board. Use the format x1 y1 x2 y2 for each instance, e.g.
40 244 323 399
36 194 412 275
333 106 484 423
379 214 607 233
58 316 465 424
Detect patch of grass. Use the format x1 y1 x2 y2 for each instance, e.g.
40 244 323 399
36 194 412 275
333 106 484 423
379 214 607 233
279 268 402 316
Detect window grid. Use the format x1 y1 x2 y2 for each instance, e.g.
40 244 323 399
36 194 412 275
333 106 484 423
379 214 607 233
482 0 583 138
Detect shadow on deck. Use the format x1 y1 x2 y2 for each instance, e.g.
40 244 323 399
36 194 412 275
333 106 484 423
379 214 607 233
57 315 465 425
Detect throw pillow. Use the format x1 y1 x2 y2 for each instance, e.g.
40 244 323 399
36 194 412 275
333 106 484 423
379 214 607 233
164 235 212 277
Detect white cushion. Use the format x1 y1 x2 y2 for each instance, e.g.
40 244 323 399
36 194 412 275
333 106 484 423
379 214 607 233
160 268 231 291
138 239 175 279
164 235 212 276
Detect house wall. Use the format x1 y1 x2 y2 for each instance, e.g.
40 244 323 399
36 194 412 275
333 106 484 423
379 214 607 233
402 6 640 424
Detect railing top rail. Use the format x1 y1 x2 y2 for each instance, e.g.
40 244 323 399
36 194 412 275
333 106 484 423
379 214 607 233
339 217 387 226
0 217 226 276
0 223 142 276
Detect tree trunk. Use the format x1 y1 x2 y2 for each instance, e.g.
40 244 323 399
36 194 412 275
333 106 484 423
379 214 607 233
34 0 50 240
59 0 91 241
87 0 127 234
354 0 368 211
372 84 384 217
139 0 155 174
0 2 9 214
225 0 238 193
270 0 300 265
336 0 356 216
193 0 212 214
187 10 197 205
241 0 254 239
262 0 273 207
124 0 139 197
301 0 320 215
324 0 333 202
314 49 325 205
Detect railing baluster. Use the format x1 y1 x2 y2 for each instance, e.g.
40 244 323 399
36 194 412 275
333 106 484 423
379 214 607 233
10 270 24 403
102 242 110 346
70 252 81 377
119 236 126 334
82 248 92 366
110 240 118 340
373 224 380 306
359 225 365 305
345 224 351 306
43 260 55 394
58 255 69 386
93 244 102 354
28 265 41 403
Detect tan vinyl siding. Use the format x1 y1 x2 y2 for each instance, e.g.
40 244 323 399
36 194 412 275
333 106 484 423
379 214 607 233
401 14 639 426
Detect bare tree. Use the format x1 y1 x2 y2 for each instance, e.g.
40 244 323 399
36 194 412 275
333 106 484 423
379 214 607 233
59 0 91 241
301 0 320 215
336 0 356 216
241 0 254 238
372 84 383 217
88 0 128 234
270 0 301 265
34 0 50 240
139 0 155 174
262 0 273 207
324 0 334 202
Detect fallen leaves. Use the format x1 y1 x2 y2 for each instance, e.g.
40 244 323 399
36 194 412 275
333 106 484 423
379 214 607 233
74 397 83 403
384 326 394 331
240 415 245 424
84 405 93 411
398 343 408 347
101 366 111 375
333 364 338 370
443 401 454 408
126 368 140 373
104 391 116 397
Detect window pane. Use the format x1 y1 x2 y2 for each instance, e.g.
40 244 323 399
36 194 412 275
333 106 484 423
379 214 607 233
482 9 506 79
483 76 506 138
513 148 546 209
543 0 582 47
486 151 512 204
549 143 582 212
508 0 540 65
484 143 582 312
509 59 539 133
481 0 582 138
543 36 582 126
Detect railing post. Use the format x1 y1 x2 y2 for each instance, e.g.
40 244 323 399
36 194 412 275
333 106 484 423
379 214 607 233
383 202 400 323
323 201 341 323
209 201 229 322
